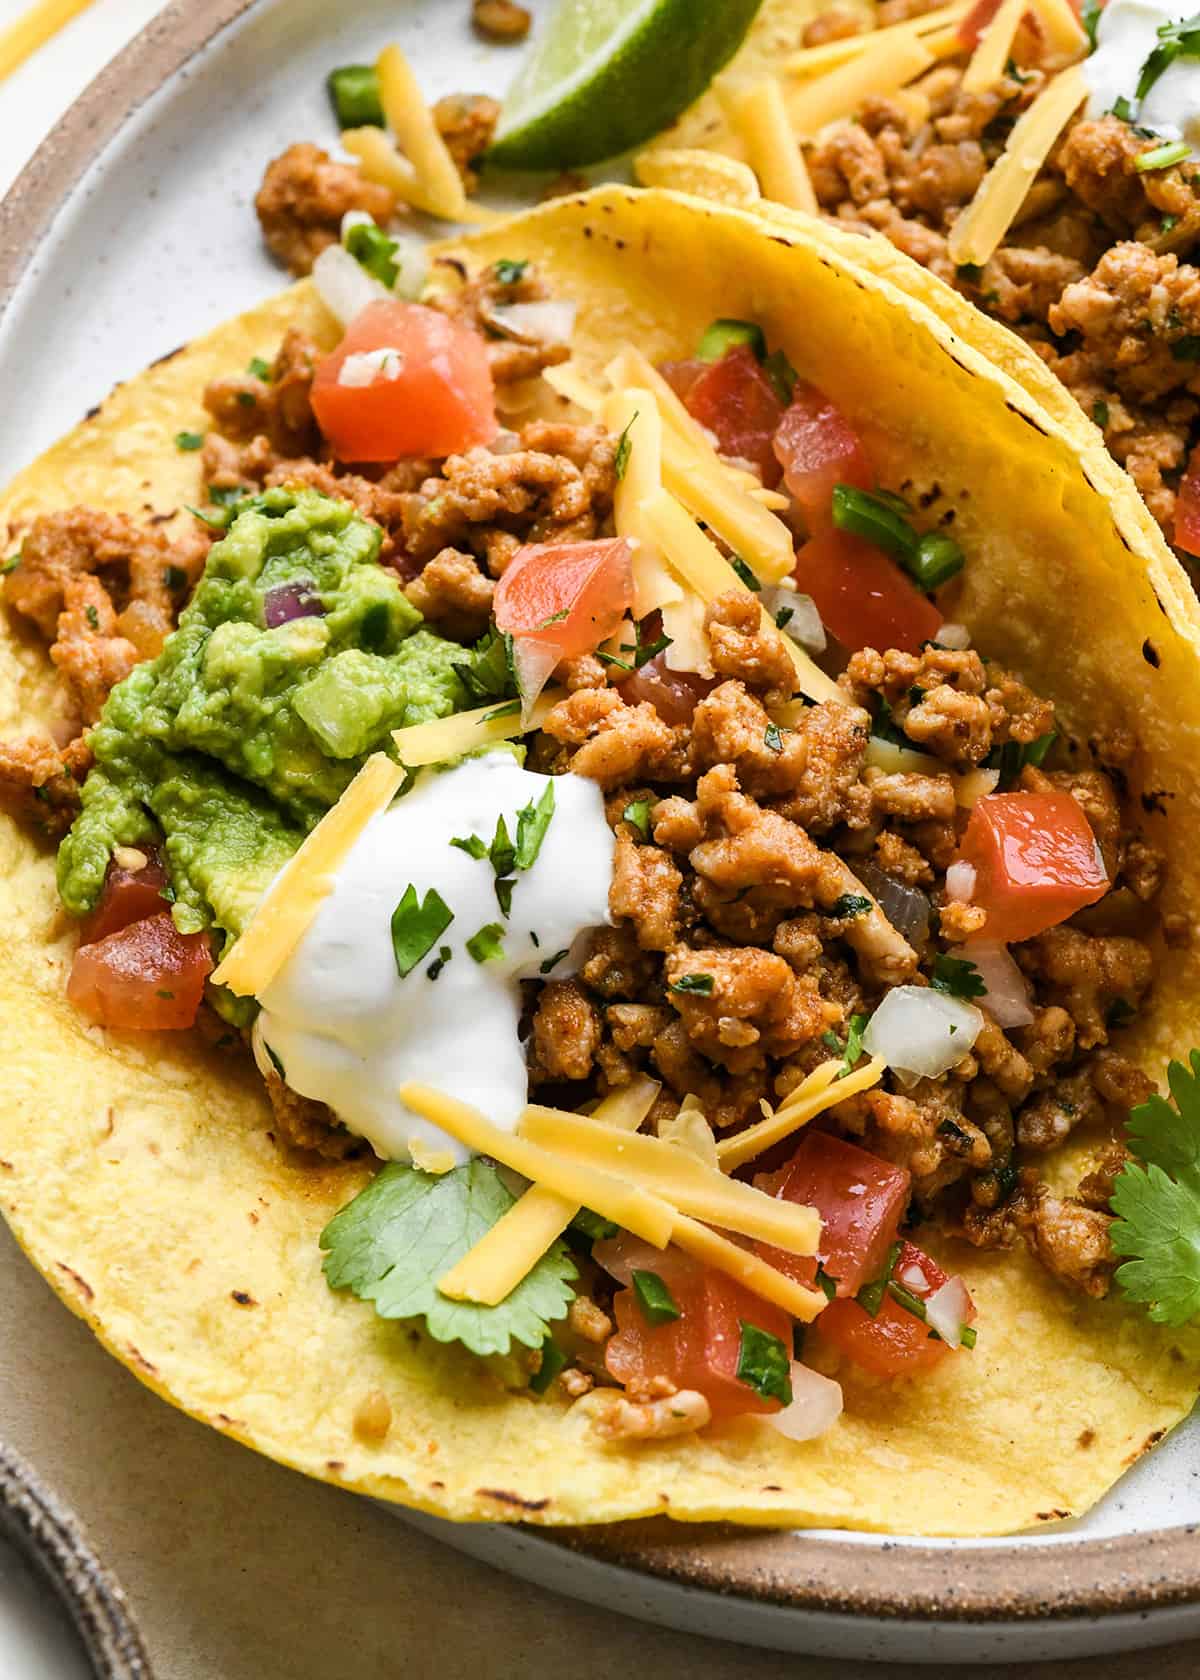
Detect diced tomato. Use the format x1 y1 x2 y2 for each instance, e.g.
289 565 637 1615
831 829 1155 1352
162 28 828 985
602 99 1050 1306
1176 444 1200 556
81 849 170 945
678 344 785 486
793 525 942 654
757 1132 911 1298
959 792 1108 945
658 358 706 403
772 382 873 527
312 299 496 462
618 651 717 725
817 1241 973 1378
493 538 634 660
604 1242 792 1422
67 912 213 1031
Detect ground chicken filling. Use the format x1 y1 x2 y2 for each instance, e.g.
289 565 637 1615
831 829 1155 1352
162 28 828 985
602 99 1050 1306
799 21 1200 556
0 265 1167 1323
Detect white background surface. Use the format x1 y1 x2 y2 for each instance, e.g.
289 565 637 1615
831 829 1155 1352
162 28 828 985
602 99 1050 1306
3 2 1200 1674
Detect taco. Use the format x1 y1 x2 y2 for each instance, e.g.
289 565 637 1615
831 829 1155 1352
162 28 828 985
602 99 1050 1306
637 0 1200 589
2 184 1200 1538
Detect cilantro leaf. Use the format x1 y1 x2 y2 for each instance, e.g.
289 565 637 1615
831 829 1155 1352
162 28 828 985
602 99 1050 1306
453 627 516 704
1111 1051 1200 1324
823 1012 869 1079
736 1322 793 1405
467 922 505 963
670 972 714 996
321 1160 577 1356
391 885 454 978
614 412 637 481
515 781 555 870
930 952 986 1000
622 799 652 841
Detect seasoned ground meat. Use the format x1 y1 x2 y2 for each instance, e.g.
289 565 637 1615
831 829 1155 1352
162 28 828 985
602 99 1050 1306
0 734 91 835
255 143 399 277
1016 1184 1116 1298
203 328 321 458
403 547 493 641
471 0 531 41
530 979 602 1082
431 261 574 385
703 589 796 703
264 1067 358 1158
434 93 501 190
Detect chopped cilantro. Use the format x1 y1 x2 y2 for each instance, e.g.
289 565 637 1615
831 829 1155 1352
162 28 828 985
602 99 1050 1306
450 834 488 860
84 604 100 631
482 699 522 722
670 972 715 996
1111 1051 1200 1324
174 429 205 451
164 564 187 591
390 885 454 978
631 629 672 667
763 347 798 406
345 219 400 287
730 555 761 592
822 1012 869 1079
426 944 453 981
856 1241 902 1318
1093 399 1110 428
1108 996 1138 1028
930 952 986 1000
987 729 1057 787
534 608 569 630
467 922 505 963
956 262 983 283
1081 0 1102 46
494 259 529 285
453 626 515 704
596 650 633 671
961 1324 978 1349
815 1263 839 1302
888 1279 928 1321
1172 335 1200 363
696 318 767 362
775 605 794 630
569 1207 618 1243
828 893 871 921
622 799 652 841
0 549 21 575
735 1322 793 1406
489 813 516 880
265 1043 286 1081
632 1269 681 1326
614 413 637 481
494 877 515 916
529 1337 569 1394
1137 139 1192 173
1162 213 1181 235
1110 94 1137 122
539 948 569 975
320 1159 576 1356
247 356 273 381
764 722 784 754
1135 13 1200 107
515 781 556 871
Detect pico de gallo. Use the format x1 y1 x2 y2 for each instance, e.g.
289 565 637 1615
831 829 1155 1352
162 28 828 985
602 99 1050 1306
3 196 1176 1452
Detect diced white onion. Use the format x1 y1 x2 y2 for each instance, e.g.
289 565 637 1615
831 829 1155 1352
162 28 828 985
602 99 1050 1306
935 621 971 650
512 636 563 726
897 1262 930 1291
863 986 984 1086
963 940 1034 1028
488 300 577 345
945 860 977 903
312 242 389 326
761 585 826 654
954 766 999 810
390 230 430 301
764 1363 844 1442
340 209 374 239
924 1275 973 1350
337 346 406 388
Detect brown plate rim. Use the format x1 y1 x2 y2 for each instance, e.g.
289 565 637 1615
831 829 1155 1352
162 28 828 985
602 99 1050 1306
0 1440 152 1679
2 0 1200 1628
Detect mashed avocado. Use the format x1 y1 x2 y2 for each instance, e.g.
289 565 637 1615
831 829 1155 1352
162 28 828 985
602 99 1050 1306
58 489 474 939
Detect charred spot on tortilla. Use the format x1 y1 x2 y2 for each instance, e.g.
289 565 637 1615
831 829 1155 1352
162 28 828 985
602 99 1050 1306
1144 639 1162 667
476 1490 550 1511
1078 1429 1096 1449
54 1262 94 1301
231 1291 257 1307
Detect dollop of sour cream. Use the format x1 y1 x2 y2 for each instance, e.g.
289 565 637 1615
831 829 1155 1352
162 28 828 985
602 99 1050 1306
1085 0 1200 148
255 753 615 1164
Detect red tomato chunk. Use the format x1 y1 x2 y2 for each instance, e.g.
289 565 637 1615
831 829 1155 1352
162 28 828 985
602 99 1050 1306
68 912 213 1031
312 299 496 461
959 792 1108 945
758 1131 911 1298
817 1241 972 1378
793 526 942 655
81 849 170 945
493 538 633 658
772 381 873 525
679 344 785 487
605 1246 792 1422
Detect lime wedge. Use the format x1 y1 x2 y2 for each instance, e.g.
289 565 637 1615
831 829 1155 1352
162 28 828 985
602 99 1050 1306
488 0 764 170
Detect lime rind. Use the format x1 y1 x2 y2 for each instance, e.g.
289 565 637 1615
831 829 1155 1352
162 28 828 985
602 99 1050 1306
488 0 765 171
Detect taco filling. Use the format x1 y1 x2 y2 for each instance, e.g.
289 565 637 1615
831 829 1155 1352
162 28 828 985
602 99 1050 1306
0 219 1179 1451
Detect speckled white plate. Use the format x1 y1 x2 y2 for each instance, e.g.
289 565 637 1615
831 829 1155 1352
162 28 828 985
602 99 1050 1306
2 0 1200 1662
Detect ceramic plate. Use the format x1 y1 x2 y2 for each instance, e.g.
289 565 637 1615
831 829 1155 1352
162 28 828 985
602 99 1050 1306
2 0 1199 1661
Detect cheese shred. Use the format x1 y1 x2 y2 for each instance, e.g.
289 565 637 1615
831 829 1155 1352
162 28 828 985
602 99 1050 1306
717 1056 887 1172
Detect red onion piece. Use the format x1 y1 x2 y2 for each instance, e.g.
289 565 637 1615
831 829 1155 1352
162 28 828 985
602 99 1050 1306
619 652 717 726
855 860 931 944
264 579 325 628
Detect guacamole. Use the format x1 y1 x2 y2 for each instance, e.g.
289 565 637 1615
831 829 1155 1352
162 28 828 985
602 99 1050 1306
58 489 474 939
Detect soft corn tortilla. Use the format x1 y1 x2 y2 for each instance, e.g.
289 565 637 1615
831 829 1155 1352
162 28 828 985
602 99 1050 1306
3 187 1200 1536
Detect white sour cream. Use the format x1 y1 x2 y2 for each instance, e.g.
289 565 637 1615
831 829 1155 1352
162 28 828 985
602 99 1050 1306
255 753 615 1163
1085 0 1200 149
